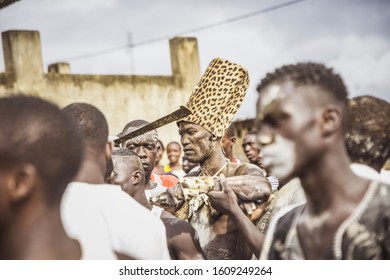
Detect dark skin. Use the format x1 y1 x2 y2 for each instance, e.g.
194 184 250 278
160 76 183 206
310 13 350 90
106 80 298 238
242 134 260 165
178 121 270 199
110 155 206 260
166 142 182 172
165 121 271 259
210 77 369 259
160 212 206 260
72 140 135 260
221 131 236 162
242 133 268 174
182 154 199 174
0 164 81 260
256 80 370 259
152 140 165 175
209 80 371 259
208 175 265 258
121 129 158 190
169 122 270 208
73 142 112 184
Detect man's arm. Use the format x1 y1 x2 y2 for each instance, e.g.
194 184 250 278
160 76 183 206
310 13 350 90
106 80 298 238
213 163 271 202
163 164 271 214
218 175 271 202
208 178 266 258
162 212 206 260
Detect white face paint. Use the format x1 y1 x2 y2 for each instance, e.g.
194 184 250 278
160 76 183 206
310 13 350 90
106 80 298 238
261 134 297 182
258 84 286 113
256 80 304 182
257 80 325 184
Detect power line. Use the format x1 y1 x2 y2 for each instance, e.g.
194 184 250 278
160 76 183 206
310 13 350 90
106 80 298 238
47 0 305 64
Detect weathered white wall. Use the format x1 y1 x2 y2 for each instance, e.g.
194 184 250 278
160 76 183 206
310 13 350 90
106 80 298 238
0 30 200 145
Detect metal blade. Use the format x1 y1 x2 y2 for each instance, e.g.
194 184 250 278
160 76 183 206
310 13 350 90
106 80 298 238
114 106 192 145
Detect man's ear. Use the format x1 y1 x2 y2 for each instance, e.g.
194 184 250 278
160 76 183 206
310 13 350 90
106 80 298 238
320 105 343 137
156 143 161 153
8 164 37 202
105 141 113 163
132 171 142 185
231 137 236 145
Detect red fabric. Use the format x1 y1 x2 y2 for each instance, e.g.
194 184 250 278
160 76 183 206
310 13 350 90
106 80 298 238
150 173 179 188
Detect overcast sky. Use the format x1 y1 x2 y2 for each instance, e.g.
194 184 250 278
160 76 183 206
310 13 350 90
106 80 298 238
0 0 389 119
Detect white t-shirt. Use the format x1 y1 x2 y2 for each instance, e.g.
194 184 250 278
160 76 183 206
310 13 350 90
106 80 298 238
151 205 164 218
61 182 171 260
145 174 168 201
171 169 186 181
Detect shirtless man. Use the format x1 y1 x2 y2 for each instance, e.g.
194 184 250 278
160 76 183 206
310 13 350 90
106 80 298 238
0 95 82 259
110 148 206 260
242 131 262 166
165 58 271 260
209 64 390 260
221 123 240 164
242 131 279 191
172 121 271 259
257 62 390 259
118 120 178 200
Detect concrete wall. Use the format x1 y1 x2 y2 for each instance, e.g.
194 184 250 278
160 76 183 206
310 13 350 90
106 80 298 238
0 30 200 146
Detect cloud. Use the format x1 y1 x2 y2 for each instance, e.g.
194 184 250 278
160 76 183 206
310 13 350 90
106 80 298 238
0 0 389 120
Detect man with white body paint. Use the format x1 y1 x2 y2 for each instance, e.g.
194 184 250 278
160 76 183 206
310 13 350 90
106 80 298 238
257 62 390 259
210 63 390 260
166 58 272 260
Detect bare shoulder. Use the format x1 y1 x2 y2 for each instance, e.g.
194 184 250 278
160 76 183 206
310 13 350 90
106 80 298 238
227 162 266 177
161 211 196 234
186 169 200 177
161 210 206 259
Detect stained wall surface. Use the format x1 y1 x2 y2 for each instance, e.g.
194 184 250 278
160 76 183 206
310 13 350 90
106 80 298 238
0 30 200 144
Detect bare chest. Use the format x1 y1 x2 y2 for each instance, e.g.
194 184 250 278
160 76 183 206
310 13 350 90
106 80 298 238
190 209 238 260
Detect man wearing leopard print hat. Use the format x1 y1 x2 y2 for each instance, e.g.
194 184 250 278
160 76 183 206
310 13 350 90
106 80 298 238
167 58 272 260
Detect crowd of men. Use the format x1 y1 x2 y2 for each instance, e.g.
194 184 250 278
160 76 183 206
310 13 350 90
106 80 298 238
0 58 389 260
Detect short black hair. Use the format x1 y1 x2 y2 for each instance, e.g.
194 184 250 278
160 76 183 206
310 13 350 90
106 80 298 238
62 103 109 152
111 148 144 176
346 95 390 171
224 123 236 138
257 62 350 131
245 130 257 137
167 141 181 150
157 139 165 151
118 119 158 140
112 148 139 157
105 157 114 182
0 95 82 204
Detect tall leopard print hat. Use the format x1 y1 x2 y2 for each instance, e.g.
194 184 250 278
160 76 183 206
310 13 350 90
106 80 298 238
179 57 250 138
